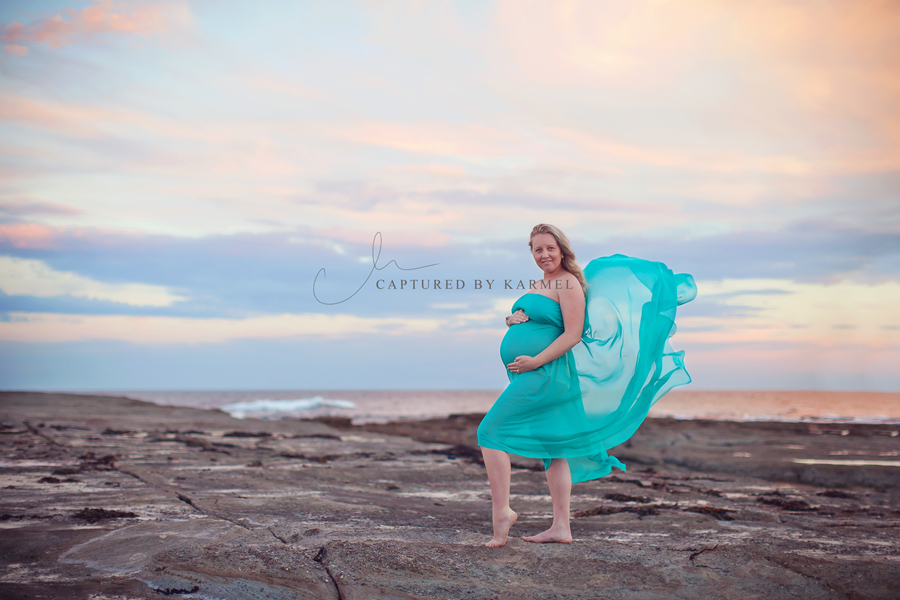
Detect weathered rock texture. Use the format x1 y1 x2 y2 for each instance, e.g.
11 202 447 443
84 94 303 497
1 392 898 599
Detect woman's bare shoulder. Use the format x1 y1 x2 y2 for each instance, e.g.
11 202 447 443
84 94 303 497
559 270 581 289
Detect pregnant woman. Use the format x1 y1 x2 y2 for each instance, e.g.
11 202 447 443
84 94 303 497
477 224 696 547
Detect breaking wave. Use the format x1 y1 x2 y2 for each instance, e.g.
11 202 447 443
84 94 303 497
220 396 356 419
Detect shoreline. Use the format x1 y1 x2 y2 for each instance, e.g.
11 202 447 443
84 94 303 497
22 388 900 426
1 391 898 599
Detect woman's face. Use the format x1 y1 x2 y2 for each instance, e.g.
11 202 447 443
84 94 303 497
531 232 562 275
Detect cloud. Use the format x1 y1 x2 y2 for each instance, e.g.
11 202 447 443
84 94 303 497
1 0 190 53
330 121 523 158
0 291 205 318
601 219 900 284
677 278 900 348
0 223 59 249
388 163 467 178
0 217 897 323
0 199 82 220
0 224 461 317
0 91 317 185
0 256 185 307
241 74 327 100
674 339 900 391
0 311 442 344
3 44 27 56
486 0 900 175
0 91 191 140
545 127 824 175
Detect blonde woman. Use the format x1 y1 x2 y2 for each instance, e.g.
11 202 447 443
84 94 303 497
477 224 696 547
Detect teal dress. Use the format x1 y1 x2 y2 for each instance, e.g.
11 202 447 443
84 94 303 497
477 254 697 483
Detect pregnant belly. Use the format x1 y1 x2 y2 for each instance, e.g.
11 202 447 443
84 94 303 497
500 321 561 365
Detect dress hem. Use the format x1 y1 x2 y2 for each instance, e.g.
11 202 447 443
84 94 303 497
477 436 628 481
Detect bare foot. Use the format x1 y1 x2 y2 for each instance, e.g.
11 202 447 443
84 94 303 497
485 507 518 547
523 526 572 544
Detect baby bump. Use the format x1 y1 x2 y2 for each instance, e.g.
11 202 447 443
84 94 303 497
500 321 561 364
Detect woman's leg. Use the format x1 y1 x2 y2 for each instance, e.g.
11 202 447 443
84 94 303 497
523 458 573 543
481 447 517 547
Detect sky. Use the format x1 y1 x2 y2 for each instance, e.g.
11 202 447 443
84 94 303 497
0 0 898 391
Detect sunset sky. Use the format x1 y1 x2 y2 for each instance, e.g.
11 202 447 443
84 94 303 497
1 0 898 391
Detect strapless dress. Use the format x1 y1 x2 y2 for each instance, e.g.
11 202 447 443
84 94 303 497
477 254 697 483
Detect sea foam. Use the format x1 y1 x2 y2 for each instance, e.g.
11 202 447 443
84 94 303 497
220 396 355 419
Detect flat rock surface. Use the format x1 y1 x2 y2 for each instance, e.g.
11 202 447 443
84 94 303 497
1 392 898 599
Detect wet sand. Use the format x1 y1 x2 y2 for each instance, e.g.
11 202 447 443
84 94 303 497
1 392 898 599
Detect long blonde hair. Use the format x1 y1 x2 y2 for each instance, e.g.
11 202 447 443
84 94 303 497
528 223 589 295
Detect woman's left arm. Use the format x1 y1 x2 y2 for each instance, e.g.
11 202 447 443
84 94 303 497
508 276 584 373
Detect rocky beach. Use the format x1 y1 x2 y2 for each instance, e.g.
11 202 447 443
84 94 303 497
1 391 898 599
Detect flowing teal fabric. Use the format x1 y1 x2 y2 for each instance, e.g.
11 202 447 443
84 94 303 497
477 254 697 483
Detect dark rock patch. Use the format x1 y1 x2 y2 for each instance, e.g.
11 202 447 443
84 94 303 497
605 493 653 503
72 507 138 523
757 496 817 511
291 433 343 440
152 585 200 595
223 431 272 438
684 506 733 521
78 452 118 471
431 444 485 465
50 467 80 476
49 424 89 431
101 428 134 435
38 476 79 484
818 489 857 499
574 503 678 519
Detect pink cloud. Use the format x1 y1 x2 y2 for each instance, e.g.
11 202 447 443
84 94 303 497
1 0 189 53
0 92 201 143
315 226 452 248
0 93 102 137
388 163 467 178
3 43 27 55
0 198 82 218
491 1 900 172
331 121 523 158
0 222 162 251
242 75 328 100
0 223 59 249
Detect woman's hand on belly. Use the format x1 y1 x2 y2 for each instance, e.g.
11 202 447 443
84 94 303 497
507 355 539 375
505 309 529 327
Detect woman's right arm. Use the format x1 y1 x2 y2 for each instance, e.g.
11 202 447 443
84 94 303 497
506 309 529 327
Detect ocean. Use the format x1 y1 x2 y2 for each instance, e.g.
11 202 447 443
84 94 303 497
75 389 900 425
